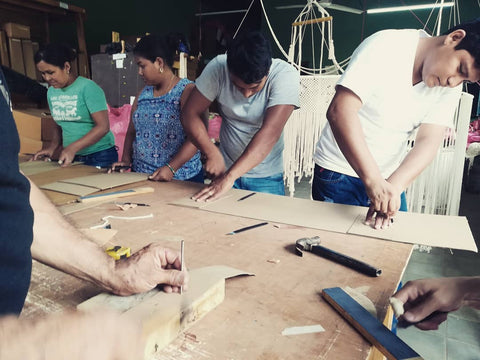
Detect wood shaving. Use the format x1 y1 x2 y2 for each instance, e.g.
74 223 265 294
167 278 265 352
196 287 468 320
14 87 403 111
267 259 280 264
115 203 137 211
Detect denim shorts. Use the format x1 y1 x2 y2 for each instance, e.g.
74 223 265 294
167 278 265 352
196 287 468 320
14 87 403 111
233 173 285 196
312 165 407 211
74 146 118 168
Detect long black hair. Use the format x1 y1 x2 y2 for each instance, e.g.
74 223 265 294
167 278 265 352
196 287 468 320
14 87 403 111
133 34 179 68
34 43 76 68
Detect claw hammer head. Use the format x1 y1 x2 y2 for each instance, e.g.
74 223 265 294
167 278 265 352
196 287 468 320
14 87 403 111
295 236 321 257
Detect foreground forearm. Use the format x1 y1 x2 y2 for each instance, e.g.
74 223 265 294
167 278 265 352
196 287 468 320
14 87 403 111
0 311 143 360
461 276 480 308
29 180 116 290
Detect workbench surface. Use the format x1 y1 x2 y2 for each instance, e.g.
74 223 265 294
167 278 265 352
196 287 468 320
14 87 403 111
23 166 412 360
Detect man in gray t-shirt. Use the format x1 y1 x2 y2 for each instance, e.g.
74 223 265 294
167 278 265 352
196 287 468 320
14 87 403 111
182 31 300 201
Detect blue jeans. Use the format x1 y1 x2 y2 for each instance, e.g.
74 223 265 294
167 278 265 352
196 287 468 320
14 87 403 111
233 173 285 196
312 165 407 211
74 146 118 168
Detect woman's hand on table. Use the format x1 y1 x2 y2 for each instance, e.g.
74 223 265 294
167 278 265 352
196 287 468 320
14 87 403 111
57 147 77 167
148 166 174 182
108 161 132 173
32 148 55 162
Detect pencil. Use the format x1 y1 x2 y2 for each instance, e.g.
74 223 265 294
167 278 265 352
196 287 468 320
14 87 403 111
237 192 256 201
226 222 268 235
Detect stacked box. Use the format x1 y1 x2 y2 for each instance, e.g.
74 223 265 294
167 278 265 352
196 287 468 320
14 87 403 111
8 38 24 75
22 39 36 79
2 22 33 78
12 108 57 155
3 23 30 39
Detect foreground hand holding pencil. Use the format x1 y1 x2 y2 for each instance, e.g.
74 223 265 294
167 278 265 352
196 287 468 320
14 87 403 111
391 276 480 330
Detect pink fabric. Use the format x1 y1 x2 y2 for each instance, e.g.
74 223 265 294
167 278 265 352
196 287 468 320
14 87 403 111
208 114 222 141
108 104 132 158
468 119 480 148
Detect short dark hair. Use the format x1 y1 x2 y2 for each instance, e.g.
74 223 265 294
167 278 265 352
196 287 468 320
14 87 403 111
227 31 272 84
444 18 480 69
133 34 177 68
34 43 76 68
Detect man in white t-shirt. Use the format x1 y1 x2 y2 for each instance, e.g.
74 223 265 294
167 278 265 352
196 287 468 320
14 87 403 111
313 18 480 229
182 31 300 201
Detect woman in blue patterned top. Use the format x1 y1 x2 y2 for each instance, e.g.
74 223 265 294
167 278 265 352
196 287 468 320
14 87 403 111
111 34 203 182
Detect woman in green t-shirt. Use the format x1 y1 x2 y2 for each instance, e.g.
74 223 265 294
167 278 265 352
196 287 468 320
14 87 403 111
33 43 117 168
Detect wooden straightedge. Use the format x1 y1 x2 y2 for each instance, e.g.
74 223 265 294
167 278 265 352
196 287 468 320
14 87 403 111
322 287 423 360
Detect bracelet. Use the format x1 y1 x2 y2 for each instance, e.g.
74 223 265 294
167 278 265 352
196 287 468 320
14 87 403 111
166 163 176 176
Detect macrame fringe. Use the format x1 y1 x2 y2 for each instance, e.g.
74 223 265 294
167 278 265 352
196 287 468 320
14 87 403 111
283 75 339 195
404 92 472 216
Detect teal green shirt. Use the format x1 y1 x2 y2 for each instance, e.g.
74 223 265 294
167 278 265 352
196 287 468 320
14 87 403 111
47 76 115 156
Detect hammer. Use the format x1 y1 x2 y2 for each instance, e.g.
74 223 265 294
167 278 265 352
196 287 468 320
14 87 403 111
295 236 382 277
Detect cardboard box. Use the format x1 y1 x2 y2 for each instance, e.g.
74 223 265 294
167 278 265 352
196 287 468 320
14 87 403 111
8 38 25 75
21 39 36 79
0 30 9 67
3 23 30 39
13 108 58 155
18 136 43 154
12 108 57 142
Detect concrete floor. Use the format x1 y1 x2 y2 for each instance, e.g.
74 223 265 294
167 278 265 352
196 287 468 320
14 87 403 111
397 189 480 360
288 178 480 360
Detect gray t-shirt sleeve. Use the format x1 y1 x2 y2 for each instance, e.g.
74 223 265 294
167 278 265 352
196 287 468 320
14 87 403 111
266 62 300 109
195 56 223 102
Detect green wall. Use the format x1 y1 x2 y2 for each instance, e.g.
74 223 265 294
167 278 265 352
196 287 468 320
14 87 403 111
59 0 196 55
58 0 479 64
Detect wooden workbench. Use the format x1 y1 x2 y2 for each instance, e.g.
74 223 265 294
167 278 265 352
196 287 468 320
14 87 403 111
23 166 412 360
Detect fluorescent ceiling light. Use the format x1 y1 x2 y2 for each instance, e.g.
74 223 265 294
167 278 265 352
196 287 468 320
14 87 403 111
325 4 364 14
276 2 363 15
195 9 247 16
275 5 306 10
367 2 455 14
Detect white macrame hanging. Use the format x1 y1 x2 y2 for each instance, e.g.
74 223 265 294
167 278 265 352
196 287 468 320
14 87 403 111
404 0 473 216
254 0 347 196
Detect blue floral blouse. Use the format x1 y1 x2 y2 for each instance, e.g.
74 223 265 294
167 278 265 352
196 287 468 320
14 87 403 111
132 78 202 179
